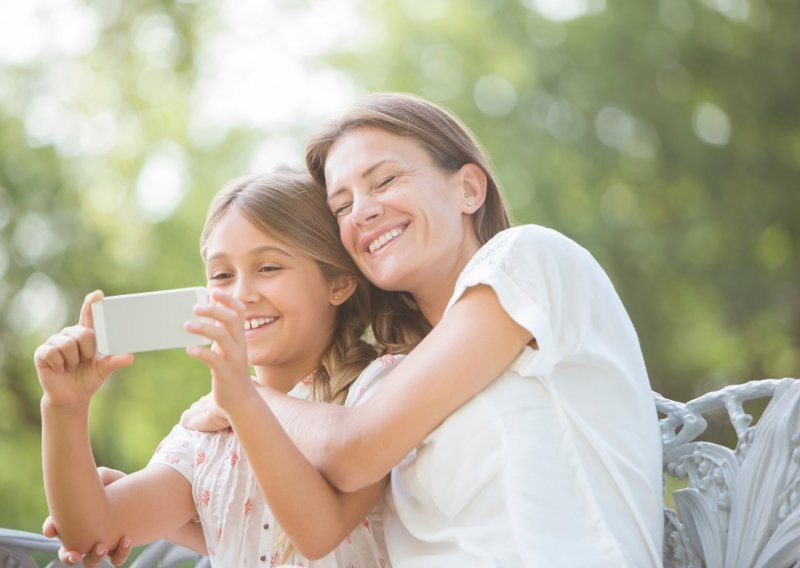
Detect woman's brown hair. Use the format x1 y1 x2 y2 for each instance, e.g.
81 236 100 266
305 92 512 353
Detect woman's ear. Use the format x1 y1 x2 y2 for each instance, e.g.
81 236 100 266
329 274 358 305
459 163 488 213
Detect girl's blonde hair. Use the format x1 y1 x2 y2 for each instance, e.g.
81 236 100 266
305 92 512 353
201 168 377 405
202 168 378 562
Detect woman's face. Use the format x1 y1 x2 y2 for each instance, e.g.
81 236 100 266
324 127 477 297
203 208 338 375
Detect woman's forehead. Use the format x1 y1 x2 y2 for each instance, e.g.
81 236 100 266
325 128 430 179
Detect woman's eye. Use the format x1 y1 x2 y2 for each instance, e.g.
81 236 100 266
259 265 282 273
334 203 353 217
377 174 398 189
209 272 232 281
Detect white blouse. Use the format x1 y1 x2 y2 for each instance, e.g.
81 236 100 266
150 358 396 568
375 225 664 567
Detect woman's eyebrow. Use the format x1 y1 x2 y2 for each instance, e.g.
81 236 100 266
327 159 399 204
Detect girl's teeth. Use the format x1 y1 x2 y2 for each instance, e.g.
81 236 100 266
244 317 276 330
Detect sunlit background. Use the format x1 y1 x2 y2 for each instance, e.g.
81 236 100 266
1 0 798 542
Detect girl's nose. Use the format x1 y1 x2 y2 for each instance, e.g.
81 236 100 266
233 276 258 303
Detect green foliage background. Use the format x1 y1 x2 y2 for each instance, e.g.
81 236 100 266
1 0 798 538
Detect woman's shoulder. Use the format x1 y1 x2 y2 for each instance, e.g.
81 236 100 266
469 224 590 274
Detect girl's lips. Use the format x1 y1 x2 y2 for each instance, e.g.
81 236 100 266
243 316 278 331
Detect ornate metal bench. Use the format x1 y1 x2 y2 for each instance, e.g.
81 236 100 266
657 377 800 567
0 528 209 567
3 377 800 567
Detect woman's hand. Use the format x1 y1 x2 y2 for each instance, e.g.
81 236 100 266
42 467 133 567
180 392 231 432
184 288 256 415
34 290 134 410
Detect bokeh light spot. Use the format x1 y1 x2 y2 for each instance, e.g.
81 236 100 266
474 75 518 118
692 103 731 146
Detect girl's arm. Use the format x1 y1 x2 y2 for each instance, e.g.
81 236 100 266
36 292 197 553
186 291 387 560
259 284 532 492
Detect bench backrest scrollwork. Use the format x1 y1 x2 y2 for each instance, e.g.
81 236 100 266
656 377 800 568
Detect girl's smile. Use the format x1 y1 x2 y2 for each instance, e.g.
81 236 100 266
203 207 340 385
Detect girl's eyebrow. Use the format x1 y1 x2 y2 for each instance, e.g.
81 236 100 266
206 245 294 263
327 159 398 204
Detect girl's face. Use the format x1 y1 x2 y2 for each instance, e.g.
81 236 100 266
324 127 479 299
203 208 339 377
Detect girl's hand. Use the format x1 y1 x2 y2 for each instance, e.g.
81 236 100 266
34 291 134 410
42 467 133 567
184 289 256 414
180 392 231 432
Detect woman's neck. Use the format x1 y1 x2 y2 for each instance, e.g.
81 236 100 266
414 232 482 326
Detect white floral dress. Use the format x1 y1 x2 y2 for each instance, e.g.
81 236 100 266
150 358 396 567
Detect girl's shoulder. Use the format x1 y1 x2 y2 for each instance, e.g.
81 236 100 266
344 353 406 408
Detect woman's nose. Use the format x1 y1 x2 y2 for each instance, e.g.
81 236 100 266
351 193 383 226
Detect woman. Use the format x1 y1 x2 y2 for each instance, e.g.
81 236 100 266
185 93 664 566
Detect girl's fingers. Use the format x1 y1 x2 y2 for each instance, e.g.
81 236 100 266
78 290 103 329
97 466 127 485
45 334 81 372
193 302 241 331
34 344 66 373
184 319 230 345
82 543 108 568
58 547 82 565
108 537 133 566
61 325 98 362
97 353 135 379
208 288 246 315
186 344 220 366
41 516 57 538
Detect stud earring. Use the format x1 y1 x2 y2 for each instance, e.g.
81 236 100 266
466 200 473 207
333 295 340 301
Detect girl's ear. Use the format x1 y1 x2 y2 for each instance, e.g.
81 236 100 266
329 274 358 305
459 163 488 214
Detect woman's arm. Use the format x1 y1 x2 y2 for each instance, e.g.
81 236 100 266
261 285 532 492
186 290 386 559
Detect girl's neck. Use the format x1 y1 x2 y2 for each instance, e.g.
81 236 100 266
253 363 318 394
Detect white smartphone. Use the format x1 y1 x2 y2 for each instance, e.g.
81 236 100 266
91 287 212 355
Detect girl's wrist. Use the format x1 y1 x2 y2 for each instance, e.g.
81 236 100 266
40 395 90 416
224 390 267 425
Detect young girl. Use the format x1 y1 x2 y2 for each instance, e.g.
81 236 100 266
185 93 665 566
35 169 394 566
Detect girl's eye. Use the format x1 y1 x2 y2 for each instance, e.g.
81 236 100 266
259 265 282 273
209 272 233 282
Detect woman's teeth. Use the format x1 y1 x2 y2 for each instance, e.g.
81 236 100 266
244 317 277 330
369 227 404 254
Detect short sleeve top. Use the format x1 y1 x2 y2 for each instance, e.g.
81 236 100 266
383 225 664 567
150 357 397 568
